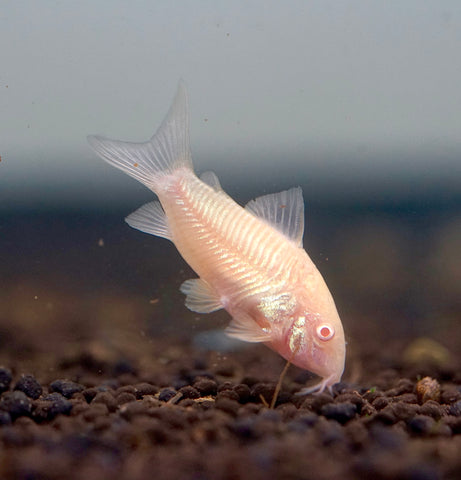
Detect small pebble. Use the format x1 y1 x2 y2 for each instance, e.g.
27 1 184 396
216 390 240 402
334 392 364 413
240 376 259 388
440 386 461 404
0 410 12 425
82 388 98 403
34 393 72 421
134 383 158 398
302 392 334 413
233 384 251 403
419 400 443 420
371 407 397 425
158 388 177 402
116 392 137 406
178 385 200 399
371 395 389 410
116 385 136 396
361 402 376 416
416 377 440 404
92 391 117 412
217 381 234 393
49 379 84 398
193 378 218 396
391 402 420 421
0 391 32 418
444 415 461 434
448 399 461 416
0 367 12 393
14 374 42 399
363 389 384 403
250 383 275 404
321 402 357 424
394 378 415 395
407 415 435 435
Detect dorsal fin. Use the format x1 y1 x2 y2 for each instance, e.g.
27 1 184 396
200 171 222 191
245 187 305 246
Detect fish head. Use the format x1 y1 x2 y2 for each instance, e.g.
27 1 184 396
281 306 346 392
257 287 345 392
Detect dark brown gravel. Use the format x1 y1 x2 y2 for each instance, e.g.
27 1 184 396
14 374 43 399
0 338 460 480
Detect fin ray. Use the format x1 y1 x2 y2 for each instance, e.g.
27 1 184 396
125 201 172 241
245 187 305 246
88 81 192 192
180 278 223 313
225 315 273 343
200 171 222 191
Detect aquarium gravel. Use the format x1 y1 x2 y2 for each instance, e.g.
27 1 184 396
0 335 459 480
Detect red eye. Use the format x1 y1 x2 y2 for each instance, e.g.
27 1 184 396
316 324 334 341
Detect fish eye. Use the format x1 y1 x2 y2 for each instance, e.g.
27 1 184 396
316 324 335 341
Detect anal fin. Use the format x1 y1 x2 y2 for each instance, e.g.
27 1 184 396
125 201 172 241
180 278 223 313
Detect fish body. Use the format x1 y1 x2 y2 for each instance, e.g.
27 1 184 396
88 83 345 394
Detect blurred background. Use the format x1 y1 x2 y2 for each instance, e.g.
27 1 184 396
1 1 460 371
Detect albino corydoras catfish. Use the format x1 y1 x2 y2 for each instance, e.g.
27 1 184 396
88 83 345 394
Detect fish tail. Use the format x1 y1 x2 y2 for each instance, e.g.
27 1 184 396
87 81 193 192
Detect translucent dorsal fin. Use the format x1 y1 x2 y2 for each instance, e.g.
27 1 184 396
245 187 305 246
200 171 222 191
125 201 172 241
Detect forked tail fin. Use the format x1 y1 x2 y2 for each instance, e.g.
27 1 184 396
87 81 193 192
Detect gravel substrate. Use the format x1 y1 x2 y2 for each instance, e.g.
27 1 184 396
0 337 460 480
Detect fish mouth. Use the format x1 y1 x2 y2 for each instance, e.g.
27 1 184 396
309 343 344 385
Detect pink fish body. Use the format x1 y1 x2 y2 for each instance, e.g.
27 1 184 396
88 83 345 394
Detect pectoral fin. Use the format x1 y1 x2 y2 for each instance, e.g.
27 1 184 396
225 315 273 343
180 278 223 313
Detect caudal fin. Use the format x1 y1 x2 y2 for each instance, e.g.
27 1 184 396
87 81 193 191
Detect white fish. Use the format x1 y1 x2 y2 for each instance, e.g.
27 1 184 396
88 83 345 394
